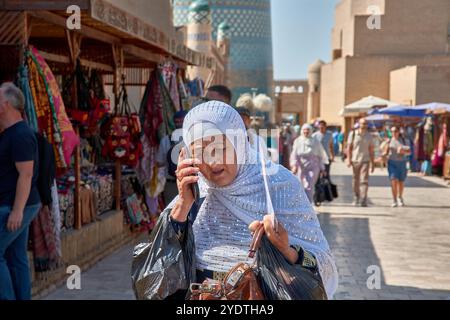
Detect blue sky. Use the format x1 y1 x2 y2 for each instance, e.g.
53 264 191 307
271 0 340 80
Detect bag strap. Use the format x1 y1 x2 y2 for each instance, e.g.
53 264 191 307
248 224 265 258
115 75 132 116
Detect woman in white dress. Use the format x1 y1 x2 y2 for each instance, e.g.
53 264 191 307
290 124 329 202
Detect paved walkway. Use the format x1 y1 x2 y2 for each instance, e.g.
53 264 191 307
317 161 450 300
43 161 450 300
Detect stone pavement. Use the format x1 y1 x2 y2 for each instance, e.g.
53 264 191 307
42 161 450 300
317 161 450 300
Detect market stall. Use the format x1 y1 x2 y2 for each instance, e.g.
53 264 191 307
0 1 224 297
419 103 450 179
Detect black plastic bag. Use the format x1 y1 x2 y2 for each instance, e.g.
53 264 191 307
256 236 327 300
330 182 338 199
315 176 334 205
131 210 196 300
314 178 326 206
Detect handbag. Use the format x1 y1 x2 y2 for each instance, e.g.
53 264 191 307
126 193 145 225
314 179 326 205
190 224 266 300
102 78 143 164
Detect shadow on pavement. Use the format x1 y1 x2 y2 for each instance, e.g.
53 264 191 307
331 175 446 189
318 213 450 300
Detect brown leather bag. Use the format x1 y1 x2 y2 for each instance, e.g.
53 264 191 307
190 224 266 300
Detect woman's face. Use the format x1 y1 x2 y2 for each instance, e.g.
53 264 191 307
302 128 311 137
190 134 238 187
392 127 400 138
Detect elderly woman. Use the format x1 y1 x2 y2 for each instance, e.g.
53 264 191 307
132 102 338 300
290 124 329 202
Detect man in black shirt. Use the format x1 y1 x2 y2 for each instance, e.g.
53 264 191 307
0 82 41 300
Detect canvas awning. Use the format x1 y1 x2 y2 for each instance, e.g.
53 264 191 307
0 0 216 68
340 96 397 117
415 102 450 115
370 105 427 118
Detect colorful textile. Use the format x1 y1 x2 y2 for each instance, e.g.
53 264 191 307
28 53 65 170
437 123 448 159
140 70 176 147
30 46 79 168
30 205 61 272
50 181 62 256
19 66 39 131
161 63 181 111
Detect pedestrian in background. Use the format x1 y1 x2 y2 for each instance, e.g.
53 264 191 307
347 118 375 207
0 82 41 300
332 128 341 157
205 85 232 105
383 126 411 207
290 124 329 203
281 124 295 169
313 120 334 178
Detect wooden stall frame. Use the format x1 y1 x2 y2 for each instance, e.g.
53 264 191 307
0 8 195 230
1 1 227 231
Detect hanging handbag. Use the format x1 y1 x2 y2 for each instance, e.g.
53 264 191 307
102 79 134 161
126 193 145 225
126 140 143 168
63 61 92 126
190 224 266 300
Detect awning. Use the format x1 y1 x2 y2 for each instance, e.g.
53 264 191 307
415 102 450 115
340 96 397 117
370 105 427 118
1 0 216 68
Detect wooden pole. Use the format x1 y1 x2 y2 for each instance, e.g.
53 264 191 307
115 160 121 211
66 30 83 229
74 126 82 229
112 44 124 211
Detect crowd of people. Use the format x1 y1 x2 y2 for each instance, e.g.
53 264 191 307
277 116 414 209
1 78 418 301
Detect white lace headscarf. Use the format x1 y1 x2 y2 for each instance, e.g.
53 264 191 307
179 101 338 298
293 124 329 164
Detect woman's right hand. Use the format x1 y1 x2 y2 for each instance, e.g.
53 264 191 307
171 148 200 222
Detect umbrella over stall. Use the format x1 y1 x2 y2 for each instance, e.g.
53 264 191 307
371 105 427 118
414 102 450 115
340 96 398 117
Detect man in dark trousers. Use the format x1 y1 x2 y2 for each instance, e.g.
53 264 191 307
0 82 41 300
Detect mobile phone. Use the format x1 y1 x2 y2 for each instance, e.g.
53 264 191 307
183 146 200 205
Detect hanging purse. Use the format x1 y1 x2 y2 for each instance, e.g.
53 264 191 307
102 79 132 161
63 61 92 126
189 224 266 300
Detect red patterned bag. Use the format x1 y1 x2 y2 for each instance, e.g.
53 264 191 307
102 78 142 164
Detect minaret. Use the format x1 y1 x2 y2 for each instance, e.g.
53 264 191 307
307 59 324 122
217 21 231 87
186 0 212 82
217 21 231 57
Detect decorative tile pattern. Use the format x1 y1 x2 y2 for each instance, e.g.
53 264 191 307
173 0 274 96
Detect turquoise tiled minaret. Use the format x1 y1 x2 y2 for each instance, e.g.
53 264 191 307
173 0 274 101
